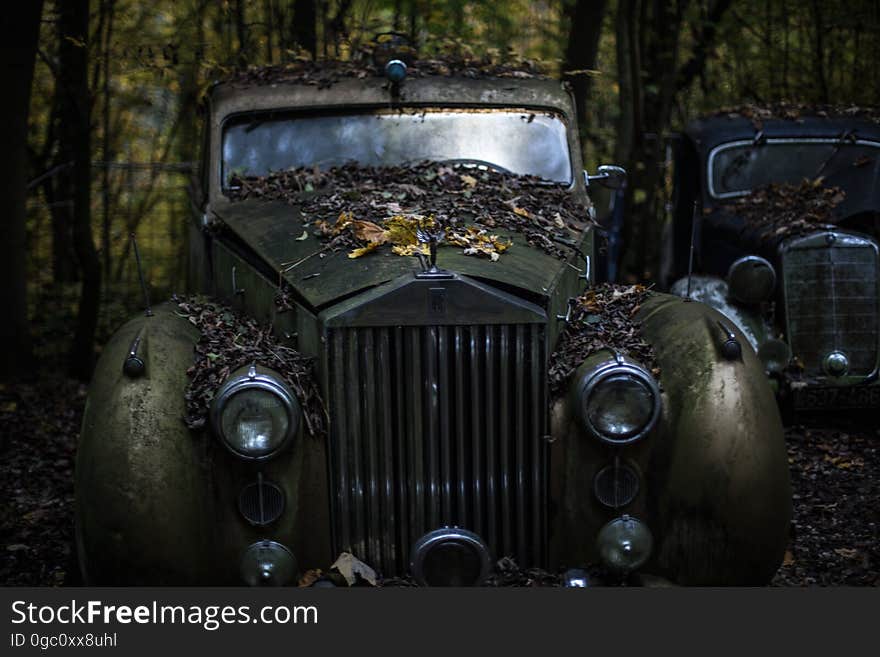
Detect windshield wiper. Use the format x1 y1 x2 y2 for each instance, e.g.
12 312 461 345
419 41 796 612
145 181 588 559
720 130 766 189
814 130 856 180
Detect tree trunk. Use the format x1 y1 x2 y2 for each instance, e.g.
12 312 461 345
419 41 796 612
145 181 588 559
0 0 43 380
615 0 642 281
292 0 317 58
562 0 608 131
59 0 101 381
234 0 251 65
101 0 116 281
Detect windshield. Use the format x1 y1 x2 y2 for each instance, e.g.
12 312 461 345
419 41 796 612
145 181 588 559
222 108 572 186
708 138 880 199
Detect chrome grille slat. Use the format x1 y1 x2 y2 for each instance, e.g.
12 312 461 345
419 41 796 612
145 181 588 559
328 323 547 576
784 235 879 377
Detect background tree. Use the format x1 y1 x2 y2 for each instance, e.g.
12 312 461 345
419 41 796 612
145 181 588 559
58 0 100 380
12 0 880 381
0 1 44 380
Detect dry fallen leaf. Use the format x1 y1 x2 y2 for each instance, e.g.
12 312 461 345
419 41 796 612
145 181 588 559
331 552 377 586
298 569 323 587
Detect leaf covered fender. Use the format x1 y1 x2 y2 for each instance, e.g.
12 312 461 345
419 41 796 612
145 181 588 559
75 302 210 584
636 294 792 585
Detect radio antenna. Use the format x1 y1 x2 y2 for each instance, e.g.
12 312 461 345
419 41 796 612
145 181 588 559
130 233 153 317
685 201 699 301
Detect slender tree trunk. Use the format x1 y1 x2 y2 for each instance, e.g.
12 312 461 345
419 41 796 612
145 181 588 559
0 0 43 380
562 0 608 130
264 0 274 62
292 0 317 58
59 0 100 381
101 0 116 282
810 0 829 103
235 0 250 65
615 0 641 280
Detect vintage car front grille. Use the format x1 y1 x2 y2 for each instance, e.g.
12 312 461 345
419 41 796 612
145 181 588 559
327 324 547 576
783 232 880 378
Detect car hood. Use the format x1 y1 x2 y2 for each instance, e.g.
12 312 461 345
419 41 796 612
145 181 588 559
212 198 582 311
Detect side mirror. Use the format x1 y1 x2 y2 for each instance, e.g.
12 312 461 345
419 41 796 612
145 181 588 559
585 165 627 190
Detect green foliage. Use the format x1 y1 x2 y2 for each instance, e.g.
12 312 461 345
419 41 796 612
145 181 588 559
23 0 880 355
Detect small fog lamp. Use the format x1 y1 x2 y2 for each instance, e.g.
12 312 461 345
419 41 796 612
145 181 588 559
757 339 792 375
240 540 297 586
596 515 653 573
384 59 407 83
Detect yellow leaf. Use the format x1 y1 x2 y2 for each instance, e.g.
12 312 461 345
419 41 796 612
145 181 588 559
460 174 478 188
348 242 381 258
391 243 429 257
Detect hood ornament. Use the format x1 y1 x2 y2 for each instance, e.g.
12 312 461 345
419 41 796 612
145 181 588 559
415 227 453 280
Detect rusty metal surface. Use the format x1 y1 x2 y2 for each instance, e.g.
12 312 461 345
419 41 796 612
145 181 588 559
550 293 791 585
75 303 331 584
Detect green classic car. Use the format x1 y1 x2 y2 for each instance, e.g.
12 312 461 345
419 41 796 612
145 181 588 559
76 57 791 586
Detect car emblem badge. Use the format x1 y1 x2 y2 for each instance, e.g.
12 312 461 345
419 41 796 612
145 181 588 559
415 227 453 280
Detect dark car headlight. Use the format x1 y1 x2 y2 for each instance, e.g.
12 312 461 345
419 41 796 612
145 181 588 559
727 255 776 304
210 365 300 460
571 353 661 445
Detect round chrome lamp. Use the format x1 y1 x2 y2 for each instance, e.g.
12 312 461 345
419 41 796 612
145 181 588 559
596 515 653 573
823 350 849 377
240 540 297 586
210 364 301 460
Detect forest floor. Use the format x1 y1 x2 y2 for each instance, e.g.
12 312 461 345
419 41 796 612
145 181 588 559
1 374 877 587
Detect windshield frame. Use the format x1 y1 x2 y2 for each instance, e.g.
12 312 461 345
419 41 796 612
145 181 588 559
706 137 880 200
217 104 576 194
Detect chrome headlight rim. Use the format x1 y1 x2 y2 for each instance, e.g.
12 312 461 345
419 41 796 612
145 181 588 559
726 254 776 304
210 365 300 461
573 354 661 446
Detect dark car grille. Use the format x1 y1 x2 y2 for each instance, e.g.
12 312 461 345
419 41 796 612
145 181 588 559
783 233 880 377
327 324 547 576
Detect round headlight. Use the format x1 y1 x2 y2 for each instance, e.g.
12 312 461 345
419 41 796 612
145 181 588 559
727 255 776 304
210 365 300 460
572 353 660 445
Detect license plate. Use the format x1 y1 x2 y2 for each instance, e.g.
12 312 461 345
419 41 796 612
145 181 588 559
793 384 880 409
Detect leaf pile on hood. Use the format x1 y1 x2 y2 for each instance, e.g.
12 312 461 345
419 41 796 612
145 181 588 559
722 179 845 241
548 284 658 397
229 162 590 260
175 295 327 438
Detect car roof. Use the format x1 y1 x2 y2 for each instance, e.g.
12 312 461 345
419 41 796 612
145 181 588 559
209 74 576 119
684 113 880 155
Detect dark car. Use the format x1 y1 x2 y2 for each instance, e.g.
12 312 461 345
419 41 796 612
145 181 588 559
75 58 790 587
664 110 880 410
